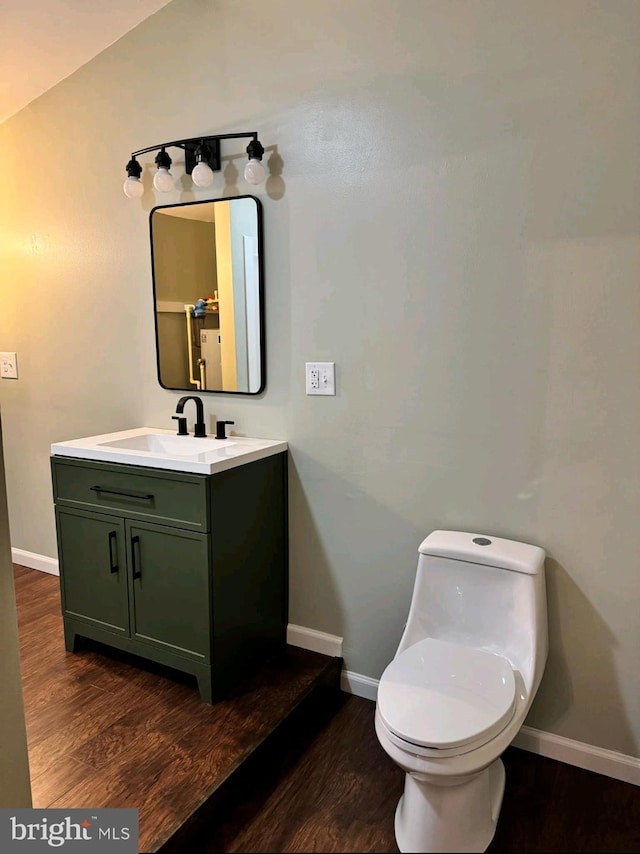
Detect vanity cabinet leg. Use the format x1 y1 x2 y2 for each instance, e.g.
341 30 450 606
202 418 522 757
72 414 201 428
196 668 214 705
63 622 79 653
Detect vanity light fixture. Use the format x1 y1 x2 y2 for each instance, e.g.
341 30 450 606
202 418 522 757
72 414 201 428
123 132 266 198
244 138 266 185
153 147 173 192
123 156 144 198
191 140 215 188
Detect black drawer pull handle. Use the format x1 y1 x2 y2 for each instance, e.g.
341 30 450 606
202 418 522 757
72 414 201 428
131 535 142 580
108 530 119 574
90 486 154 501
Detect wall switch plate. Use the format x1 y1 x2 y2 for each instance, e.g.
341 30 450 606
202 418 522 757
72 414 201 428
0 352 18 379
306 362 335 395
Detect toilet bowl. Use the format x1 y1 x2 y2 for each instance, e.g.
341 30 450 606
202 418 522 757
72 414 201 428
375 530 547 854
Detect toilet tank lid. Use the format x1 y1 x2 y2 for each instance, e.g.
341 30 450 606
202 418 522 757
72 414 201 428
419 530 545 575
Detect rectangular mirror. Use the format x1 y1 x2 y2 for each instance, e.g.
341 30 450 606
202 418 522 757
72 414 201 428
150 196 264 394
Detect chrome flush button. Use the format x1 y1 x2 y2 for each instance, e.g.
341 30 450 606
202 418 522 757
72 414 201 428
473 537 492 546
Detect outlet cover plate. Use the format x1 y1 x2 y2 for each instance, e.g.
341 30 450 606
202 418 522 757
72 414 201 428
0 352 18 379
305 362 335 395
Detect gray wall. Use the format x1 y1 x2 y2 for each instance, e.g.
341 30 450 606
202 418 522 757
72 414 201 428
0 0 638 758
0 415 32 806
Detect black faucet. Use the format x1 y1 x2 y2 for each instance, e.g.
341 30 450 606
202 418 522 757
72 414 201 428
215 420 235 440
174 396 207 438
172 414 188 436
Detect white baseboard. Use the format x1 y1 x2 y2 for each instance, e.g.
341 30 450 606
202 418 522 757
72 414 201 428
12 555 640 788
12 548 59 576
513 725 640 786
341 670 378 700
286 623 343 658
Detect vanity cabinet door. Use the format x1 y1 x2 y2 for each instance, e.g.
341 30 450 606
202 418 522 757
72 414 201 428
126 520 211 663
55 508 130 637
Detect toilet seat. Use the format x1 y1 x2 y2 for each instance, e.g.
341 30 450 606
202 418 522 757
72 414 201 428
377 638 516 751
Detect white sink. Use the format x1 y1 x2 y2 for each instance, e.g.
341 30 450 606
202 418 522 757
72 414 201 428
51 427 287 475
100 432 236 456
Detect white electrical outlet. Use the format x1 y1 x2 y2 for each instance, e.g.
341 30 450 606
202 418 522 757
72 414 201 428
305 362 335 395
0 352 18 379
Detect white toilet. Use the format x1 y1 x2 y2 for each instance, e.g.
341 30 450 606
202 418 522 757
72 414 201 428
375 530 547 854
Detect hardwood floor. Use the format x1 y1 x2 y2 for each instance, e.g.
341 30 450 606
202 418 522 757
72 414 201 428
174 693 640 854
13 564 342 852
14 565 640 853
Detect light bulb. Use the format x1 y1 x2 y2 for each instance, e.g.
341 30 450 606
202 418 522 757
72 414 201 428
192 161 214 188
244 158 266 185
123 176 144 199
153 167 174 192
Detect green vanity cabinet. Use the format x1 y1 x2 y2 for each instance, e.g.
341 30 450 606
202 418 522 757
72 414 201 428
55 509 130 638
51 452 288 704
56 510 210 660
126 520 210 661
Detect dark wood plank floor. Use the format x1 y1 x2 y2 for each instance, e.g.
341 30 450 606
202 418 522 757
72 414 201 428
14 565 640 853
13 564 341 852
177 692 640 854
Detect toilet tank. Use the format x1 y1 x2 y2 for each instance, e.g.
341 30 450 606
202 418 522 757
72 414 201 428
396 531 547 694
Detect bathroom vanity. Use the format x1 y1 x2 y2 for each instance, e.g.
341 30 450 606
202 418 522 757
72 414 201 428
50 428 288 703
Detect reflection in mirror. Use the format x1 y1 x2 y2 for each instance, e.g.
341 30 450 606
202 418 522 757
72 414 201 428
150 196 264 394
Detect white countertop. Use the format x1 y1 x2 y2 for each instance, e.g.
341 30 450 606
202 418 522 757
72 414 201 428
51 427 288 475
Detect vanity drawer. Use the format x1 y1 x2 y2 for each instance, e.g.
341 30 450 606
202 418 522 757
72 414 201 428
51 457 210 532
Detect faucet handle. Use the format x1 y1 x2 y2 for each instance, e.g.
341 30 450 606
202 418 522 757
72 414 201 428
215 420 235 440
172 415 189 436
